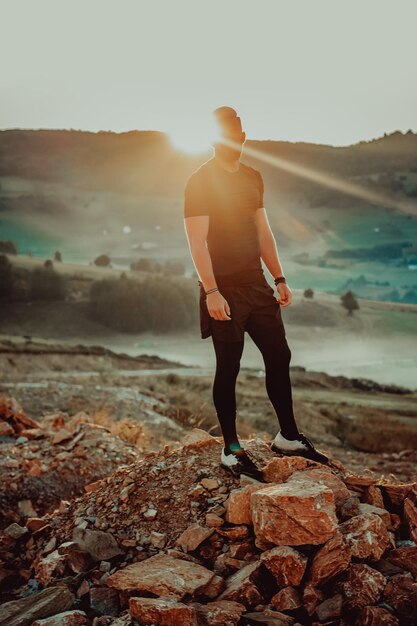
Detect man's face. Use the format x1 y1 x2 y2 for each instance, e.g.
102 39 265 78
214 130 246 161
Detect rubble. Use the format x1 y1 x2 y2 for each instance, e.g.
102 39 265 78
0 428 416 625
0 395 141 528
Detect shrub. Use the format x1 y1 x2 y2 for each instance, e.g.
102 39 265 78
341 290 359 315
0 254 13 298
29 267 67 301
94 254 111 267
304 288 314 299
89 274 198 333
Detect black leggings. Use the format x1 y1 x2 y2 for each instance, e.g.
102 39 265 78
212 321 299 448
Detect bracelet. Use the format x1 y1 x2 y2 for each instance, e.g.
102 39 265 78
205 287 219 295
274 275 287 285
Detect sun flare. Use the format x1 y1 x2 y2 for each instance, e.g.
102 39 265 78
167 117 221 155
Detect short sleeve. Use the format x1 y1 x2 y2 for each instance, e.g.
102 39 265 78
184 174 210 218
257 171 264 208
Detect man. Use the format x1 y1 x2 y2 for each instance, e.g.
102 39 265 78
183 106 328 480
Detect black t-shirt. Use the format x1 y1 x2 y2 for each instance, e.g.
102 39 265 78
184 157 264 279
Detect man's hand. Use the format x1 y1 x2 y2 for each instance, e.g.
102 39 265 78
276 283 292 307
206 291 231 320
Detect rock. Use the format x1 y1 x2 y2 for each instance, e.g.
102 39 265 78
315 594 343 622
404 494 417 542
241 609 294 625
386 545 417 577
383 573 417 625
270 587 302 612
358 503 391 528
339 495 361 520
4 522 28 539
72 527 123 561
339 512 390 560
34 549 67 586
260 546 307 586
262 455 313 483
182 428 219 446
355 606 399 626
225 483 265 525
363 485 386 509
251 481 337 546
31 611 88 626
188 599 246 626
150 531 167 549
308 530 351 586
337 563 386 611
89 587 120 617
205 513 224 527
107 554 216 600
302 585 325 616
0 586 74 626
129 597 198 626
175 523 215 552
288 467 351 508
381 483 416 509
201 478 219 490
217 560 263 607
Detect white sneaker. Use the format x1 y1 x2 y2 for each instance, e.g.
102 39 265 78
220 447 264 481
272 432 308 452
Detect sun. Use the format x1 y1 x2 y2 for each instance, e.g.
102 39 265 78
167 117 220 155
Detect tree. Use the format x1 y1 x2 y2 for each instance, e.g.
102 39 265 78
94 254 111 267
304 288 314 299
341 290 359 315
0 254 13 298
54 251 62 262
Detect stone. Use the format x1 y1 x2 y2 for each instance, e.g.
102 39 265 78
72 527 123 561
363 485 385 509
205 513 224 527
315 594 343 622
262 455 313 483
175 523 214 552
89 587 119 617
383 573 417 625
217 560 263 607
251 481 337 546
386 545 417 577
271 587 302 612
0 586 74 626
340 495 361 521
188 599 246 626
339 512 390 560
242 610 294 625
107 554 216 600
381 483 416 509
302 585 324 616
358 503 391 528
337 563 386 611
355 606 399 626
288 468 351 507
260 546 307 586
404 495 417 542
201 478 219 490
34 550 67 587
128 597 198 626
308 530 351 586
31 612 88 626
4 522 28 539
225 483 265 525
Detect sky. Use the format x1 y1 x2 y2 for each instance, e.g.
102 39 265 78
1 0 416 152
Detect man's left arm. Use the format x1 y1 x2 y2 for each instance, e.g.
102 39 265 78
254 207 292 307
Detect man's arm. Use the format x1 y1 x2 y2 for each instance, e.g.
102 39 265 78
254 208 285 278
183 215 218 292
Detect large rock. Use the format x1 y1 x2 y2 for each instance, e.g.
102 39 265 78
250 481 337 546
107 554 216 600
337 563 386 611
262 455 313 483
217 560 263 607
308 530 351 586
188 600 246 626
175 523 215 552
260 546 307 586
72 527 123 561
288 468 351 508
129 597 198 626
0 587 74 626
270 586 302 612
315 594 343 622
31 612 88 626
339 512 390 560
225 483 265 525
383 573 417 625
386 545 417 577
355 606 399 626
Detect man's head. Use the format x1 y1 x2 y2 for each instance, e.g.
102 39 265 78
211 106 246 161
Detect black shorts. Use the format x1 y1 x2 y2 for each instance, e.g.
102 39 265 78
198 271 286 342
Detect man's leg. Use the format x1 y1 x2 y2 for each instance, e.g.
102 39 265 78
246 315 300 440
211 337 245 452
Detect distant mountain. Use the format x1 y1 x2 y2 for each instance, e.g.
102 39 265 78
0 128 416 200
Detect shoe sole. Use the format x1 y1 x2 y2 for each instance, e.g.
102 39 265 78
270 442 329 464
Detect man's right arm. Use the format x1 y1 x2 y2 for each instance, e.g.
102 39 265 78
183 215 218 292
183 175 231 320
183 175 218 292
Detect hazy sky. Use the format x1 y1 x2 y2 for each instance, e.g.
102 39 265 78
1 0 416 151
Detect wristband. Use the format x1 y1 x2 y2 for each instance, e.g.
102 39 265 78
274 275 287 285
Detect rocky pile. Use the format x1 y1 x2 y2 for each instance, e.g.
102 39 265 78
1 429 416 626
0 396 141 529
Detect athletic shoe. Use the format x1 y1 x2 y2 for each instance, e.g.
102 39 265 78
270 431 329 465
220 447 265 481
